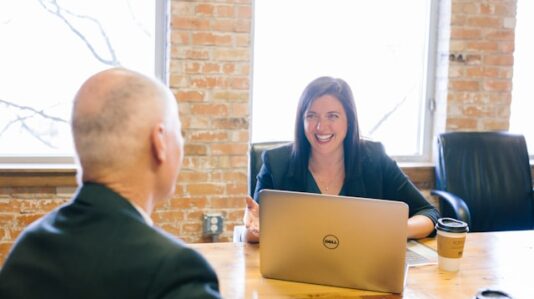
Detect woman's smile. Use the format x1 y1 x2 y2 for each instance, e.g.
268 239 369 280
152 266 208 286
315 133 335 143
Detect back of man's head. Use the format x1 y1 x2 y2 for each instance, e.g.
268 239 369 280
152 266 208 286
71 68 181 184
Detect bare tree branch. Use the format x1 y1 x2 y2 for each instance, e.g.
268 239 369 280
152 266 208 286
0 115 32 136
20 118 57 149
37 0 120 66
367 94 409 136
0 98 68 148
0 98 68 124
127 0 151 37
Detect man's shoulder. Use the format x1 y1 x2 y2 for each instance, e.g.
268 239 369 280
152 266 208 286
16 208 62 239
150 229 211 266
147 225 187 250
137 224 210 265
143 227 221 298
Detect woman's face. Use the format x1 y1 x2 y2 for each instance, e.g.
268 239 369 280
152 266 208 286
303 94 348 156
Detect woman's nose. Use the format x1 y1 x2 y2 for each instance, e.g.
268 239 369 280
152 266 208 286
315 118 323 130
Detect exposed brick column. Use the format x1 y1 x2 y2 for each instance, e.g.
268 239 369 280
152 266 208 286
155 0 252 242
445 0 517 131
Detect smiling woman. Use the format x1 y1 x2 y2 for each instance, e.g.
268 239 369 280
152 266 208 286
0 0 166 161
244 76 440 243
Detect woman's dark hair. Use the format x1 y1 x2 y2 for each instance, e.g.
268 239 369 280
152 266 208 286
291 76 361 183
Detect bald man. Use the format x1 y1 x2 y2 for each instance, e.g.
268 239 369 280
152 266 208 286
0 68 221 299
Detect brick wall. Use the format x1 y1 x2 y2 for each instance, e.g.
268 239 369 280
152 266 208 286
444 0 516 131
0 184 74 263
0 0 525 265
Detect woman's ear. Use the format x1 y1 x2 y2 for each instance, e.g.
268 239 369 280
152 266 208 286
151 123 167 163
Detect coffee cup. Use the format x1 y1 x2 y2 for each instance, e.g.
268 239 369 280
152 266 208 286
435 217 469 272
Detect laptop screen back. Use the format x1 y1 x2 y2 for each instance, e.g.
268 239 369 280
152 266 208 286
259 189 409 293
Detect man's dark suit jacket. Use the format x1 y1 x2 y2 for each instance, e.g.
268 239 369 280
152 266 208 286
0 183 221 299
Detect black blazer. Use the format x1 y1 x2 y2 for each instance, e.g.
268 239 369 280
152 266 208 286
253 141 439 225
0 183 221 299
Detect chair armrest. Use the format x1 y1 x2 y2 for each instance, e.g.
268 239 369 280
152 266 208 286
430 190 472 227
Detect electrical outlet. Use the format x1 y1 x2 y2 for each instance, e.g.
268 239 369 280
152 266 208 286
202 213 224 236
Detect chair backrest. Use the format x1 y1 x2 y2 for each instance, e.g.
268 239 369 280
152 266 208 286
435 131 534 232
249 141 291 197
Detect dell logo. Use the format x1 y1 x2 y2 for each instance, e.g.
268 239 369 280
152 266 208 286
323 235 339 249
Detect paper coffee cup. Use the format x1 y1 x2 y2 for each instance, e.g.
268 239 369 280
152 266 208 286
435 218 469 272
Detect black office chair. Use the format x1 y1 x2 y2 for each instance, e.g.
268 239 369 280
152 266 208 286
431 131 534 232
248 141 291 197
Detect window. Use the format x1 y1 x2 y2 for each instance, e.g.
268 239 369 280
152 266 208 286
0 0 168 163
251 0 437 161
510 0 534 157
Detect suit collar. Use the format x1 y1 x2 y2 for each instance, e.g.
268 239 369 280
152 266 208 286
130 200 154 226
75 182 149 225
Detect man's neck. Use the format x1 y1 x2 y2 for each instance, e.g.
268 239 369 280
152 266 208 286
83 171 155 215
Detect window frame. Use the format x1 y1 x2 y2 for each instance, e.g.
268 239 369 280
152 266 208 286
395 0 439 163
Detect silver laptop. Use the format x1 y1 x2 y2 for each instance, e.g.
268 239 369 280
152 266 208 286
259 189 409 293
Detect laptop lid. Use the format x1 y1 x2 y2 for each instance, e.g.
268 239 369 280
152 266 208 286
259 189 409 293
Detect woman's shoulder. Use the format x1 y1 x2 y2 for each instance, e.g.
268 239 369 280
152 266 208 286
259 142 294 185
360 138 387 156
358 138 397 171
263 142 293 157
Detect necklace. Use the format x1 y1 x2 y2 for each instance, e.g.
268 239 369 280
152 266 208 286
309 168 344 193
308 155 345 193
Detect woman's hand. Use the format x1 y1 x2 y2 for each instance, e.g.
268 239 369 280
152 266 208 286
244 196 260 243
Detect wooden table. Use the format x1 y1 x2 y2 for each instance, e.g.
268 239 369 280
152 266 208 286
190 230 534 298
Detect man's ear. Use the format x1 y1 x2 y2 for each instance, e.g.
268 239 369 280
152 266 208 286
151 123 166 163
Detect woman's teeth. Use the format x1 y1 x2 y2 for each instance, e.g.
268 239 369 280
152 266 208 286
316 134 334 142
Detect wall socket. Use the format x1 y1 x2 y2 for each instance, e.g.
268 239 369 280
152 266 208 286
202 213 224 236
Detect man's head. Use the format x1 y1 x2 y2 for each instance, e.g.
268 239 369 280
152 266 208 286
71 68 184 202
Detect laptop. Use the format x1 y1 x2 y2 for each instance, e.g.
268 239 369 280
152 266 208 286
259 189 410 293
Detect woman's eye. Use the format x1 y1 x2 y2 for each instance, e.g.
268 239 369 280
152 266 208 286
327 114 339 120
